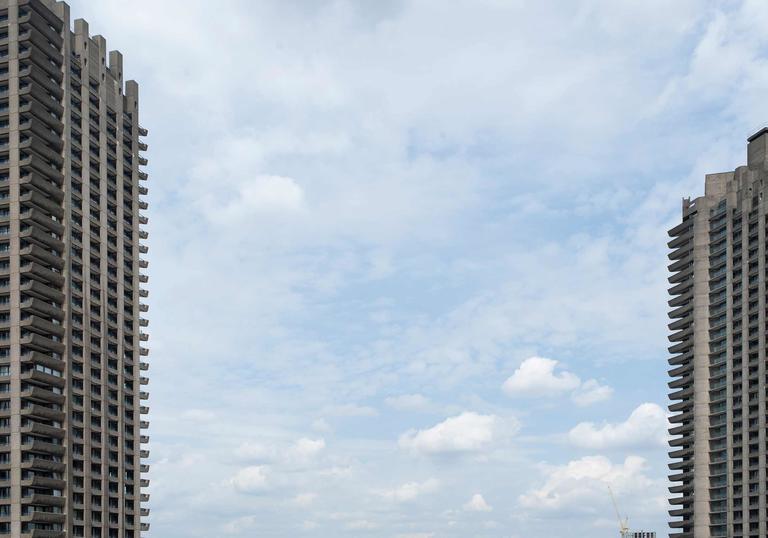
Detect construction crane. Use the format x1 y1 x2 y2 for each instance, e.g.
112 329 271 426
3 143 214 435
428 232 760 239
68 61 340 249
608 485 630 538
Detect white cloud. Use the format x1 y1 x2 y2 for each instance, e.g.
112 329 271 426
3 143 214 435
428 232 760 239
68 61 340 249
346 520 377 530
464 493 493 512
293 492 318 507
571 379 614 407
568 403 668 449
385 393 431 411
234 437 326 468
378 479 440 502
224 515 258 534
230 466 270 494
211 174 305 223
311 418 332 433
502 357 613 406
323 404 379 417
180 408 216 421
502 357 580 397
287 438 326 463
398 412 506 455
235 442 274 462
519 455 657 512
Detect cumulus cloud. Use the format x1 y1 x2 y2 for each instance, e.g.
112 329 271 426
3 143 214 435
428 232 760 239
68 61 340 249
378 479 440 502
519 455 656 512
503 357 581 397
502 357 613 406
287 438 326 463
398 412 507 455
568 403 668 449
230 466 270 494
464 493 493 512
571 379 614 406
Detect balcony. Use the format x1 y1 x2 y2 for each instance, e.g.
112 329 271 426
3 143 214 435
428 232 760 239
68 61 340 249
19 225 63 252
19 280 63 304
19 332 63 354
20 244 63 270
20 297 63 321
19 208 63 236
20 190 63 220
20 403 64 422
20 367 64 389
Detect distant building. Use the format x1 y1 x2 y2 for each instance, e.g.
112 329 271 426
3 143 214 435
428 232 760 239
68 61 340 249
628 532 656 538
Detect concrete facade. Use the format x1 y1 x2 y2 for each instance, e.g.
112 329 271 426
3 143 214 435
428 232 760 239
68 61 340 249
0 0 151 536
668 130 768 538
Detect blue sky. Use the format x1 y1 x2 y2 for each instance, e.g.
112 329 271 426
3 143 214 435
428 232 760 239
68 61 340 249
66 0 768 536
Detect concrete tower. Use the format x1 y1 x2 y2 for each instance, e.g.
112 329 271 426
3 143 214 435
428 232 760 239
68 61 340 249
668 129 768 538
0 0 151 535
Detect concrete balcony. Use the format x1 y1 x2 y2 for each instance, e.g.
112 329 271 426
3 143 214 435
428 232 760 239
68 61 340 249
19 332 64 354
19 225 64 253
19 208 64 235
20 386 64 406
21 420 65 440
19 439 64 456
20 403 64 422
20 314 64 338
20 368 64 389
20 244 64 270
21 510 65 524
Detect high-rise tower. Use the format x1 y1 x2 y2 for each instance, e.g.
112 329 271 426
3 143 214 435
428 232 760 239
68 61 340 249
668 130 768 538
0 0 151 536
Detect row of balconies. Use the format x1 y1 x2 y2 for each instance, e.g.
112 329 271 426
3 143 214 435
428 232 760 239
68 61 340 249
668 223 693 249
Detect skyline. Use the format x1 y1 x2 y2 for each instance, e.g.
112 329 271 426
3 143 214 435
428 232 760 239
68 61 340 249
59 0 768 537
